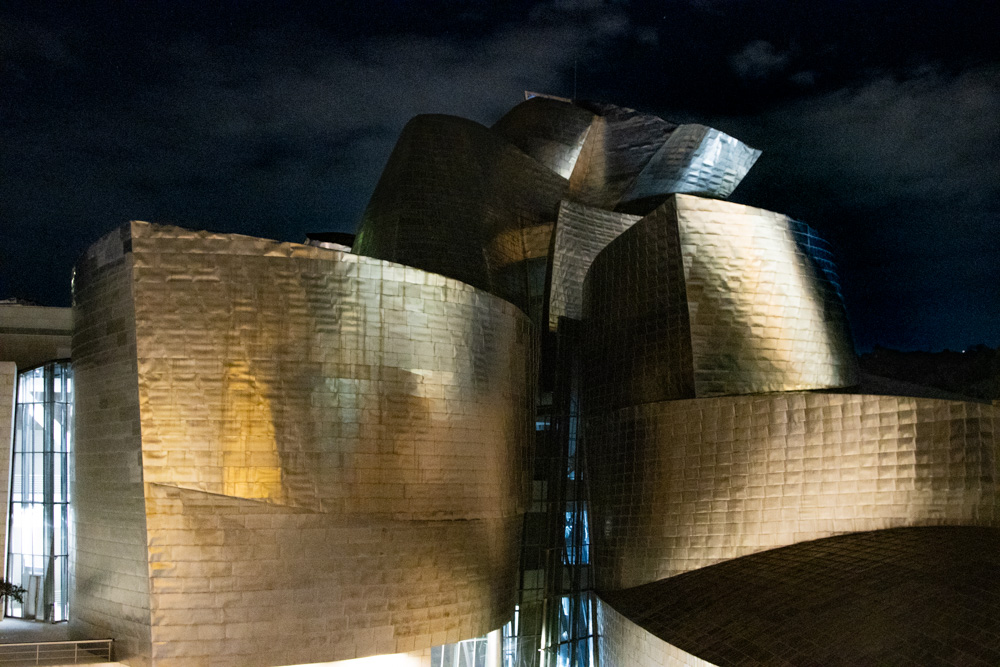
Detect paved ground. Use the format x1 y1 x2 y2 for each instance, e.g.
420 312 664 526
0 619 123 665
0 617 75 643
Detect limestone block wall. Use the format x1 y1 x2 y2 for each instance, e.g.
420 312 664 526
0 362 17 581
71 227 154 665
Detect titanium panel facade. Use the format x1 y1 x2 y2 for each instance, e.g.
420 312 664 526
72 222 534 665
492 97 595 180
353 114 568 314
674 194 857 395
583 194 857 408
547 200 640 331
599 527 1000 666
567 109 677 211
586 392 1000 591
582 201 695 412
622 125 762 207
595 597 713 667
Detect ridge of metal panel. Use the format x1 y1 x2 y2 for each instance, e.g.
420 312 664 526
493 97 596 179
622 124 761 205
547 200 641 331
70 224 154 666
353 114 568 313
567 112 678 210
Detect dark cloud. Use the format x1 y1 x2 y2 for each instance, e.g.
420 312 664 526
1 0 997 351
730 40 790 80
1 1 637 304
719 64 1000 350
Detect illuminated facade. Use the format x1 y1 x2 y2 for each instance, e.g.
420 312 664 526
0 92 989 666
70 223 532 665
0 303 74 624
352 93 1000 666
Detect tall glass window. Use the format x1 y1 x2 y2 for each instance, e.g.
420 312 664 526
6 361 72 621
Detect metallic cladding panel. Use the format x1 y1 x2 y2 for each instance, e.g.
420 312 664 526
600 527 1000 667
674 194 857 395
492 97 596 179
596 596 714 667
582 198 696 411
567 111 678 210
586 392 1000 591
353 114 568 312
71 228 154 666
547 200 641 332
145 484 519 666
74 222 533 665
623 124 761 204
128 222 534 521
583 194 857 407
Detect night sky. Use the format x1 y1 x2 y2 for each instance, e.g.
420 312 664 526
2 1 998 352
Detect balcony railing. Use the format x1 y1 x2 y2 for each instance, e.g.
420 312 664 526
0 639 113 665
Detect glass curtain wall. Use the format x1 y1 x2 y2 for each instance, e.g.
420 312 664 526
504 321 598 667
6 361 72 621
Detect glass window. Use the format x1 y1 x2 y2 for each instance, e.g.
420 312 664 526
6 361 72 622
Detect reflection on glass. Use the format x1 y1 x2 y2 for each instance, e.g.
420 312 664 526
431 635 488 666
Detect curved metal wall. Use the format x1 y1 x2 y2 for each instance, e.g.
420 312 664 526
622 124 761 206
492 97 595 179
583 194 857 409
353 114 568 313
582 200 696 412
547 200 641 331
596 596 714 667
73 222 535 665
355 106 761 326
586 392 1000 591
566 109 677 211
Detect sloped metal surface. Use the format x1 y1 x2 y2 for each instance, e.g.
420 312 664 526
622 124 761 207
583 194 857 408
582 198 696 411
547 200 640 331
354 114 568 314
567 111 678 210
492 97 595 179
599 527 1000 666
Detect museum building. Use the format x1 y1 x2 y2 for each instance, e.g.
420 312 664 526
2 93 998 667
